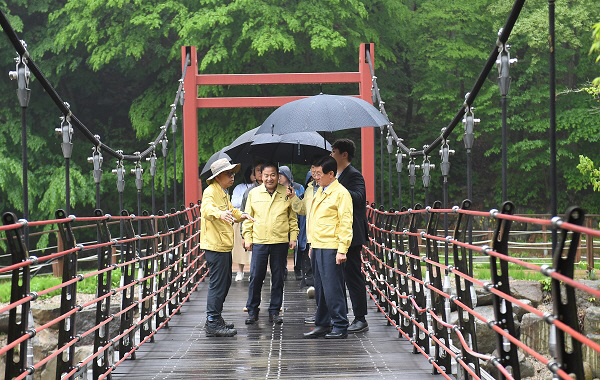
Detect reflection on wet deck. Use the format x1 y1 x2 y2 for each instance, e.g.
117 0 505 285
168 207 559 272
112 275 439 379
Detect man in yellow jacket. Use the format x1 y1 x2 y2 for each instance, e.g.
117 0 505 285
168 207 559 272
243 163 299 325
297 156 353 339
201 158 253 337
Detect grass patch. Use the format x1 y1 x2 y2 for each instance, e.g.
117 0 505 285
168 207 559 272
0 269 122 303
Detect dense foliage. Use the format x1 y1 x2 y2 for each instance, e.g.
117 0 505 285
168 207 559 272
0 0 598 243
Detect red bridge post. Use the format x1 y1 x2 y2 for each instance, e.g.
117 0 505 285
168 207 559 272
182 46 200 205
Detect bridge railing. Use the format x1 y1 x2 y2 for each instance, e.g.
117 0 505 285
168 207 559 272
364 201 600 380
0 202 206 380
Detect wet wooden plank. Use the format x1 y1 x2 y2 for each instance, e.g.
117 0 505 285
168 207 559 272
112 276 441 379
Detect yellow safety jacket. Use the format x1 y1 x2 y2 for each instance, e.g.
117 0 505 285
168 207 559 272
242 184 299 244
291 181 317 243
200 182 244 252
308 179 353 254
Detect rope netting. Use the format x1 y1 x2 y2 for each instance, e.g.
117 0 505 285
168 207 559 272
1 203 206 379
363 201 599 379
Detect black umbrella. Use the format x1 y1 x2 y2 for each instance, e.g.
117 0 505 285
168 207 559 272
255 94 388 135
224 127 258 160
200 149 231 178
224 128 331 165
249 132 331 165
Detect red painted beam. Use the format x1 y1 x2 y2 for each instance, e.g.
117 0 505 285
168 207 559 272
359 43 376 205
197 72 361 86
182 47 200 205
197 95 360 109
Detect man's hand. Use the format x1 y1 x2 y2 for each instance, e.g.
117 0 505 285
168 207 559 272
244 241 253 251
241 212 255 222
289 240 297 250
220 210 235 224
336 253 347 265
286 186 296 199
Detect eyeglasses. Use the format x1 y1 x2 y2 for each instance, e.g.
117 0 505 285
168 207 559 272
224 171 235 178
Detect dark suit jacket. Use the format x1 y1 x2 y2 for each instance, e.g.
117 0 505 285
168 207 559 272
337 164 368 248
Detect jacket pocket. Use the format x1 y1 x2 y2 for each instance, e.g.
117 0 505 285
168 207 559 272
317 222 336 241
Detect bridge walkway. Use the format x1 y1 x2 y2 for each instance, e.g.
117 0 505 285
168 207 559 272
112 275 438 379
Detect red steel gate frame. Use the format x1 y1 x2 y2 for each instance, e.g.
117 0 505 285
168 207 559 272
181 43 376 205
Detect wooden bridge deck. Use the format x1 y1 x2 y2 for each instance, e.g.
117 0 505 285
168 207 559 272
112 275 440 379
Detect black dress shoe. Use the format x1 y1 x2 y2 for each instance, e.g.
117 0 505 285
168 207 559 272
348 319 369 333
303 326 332 339
324 330 348 339
269 313 283 324
245 313 258 325
304 316 316 325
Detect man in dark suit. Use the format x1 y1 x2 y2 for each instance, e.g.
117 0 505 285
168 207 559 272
331 139 369 333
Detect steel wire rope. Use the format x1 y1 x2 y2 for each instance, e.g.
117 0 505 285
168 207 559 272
362 0 525 158
0 9 189 162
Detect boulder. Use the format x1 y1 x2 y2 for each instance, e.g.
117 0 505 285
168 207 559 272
576 280 600 308
512 299 533 322
449 305 521 355
583 361 594 380
33 328 57 363
584 334 600 378
475 287 493 307
510 280 544 307
584 306 600 335
483 348 535 378
520 313 550 357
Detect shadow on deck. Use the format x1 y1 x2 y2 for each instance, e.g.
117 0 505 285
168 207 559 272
112 275 439 379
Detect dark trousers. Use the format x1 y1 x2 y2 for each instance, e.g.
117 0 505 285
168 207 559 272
298 245 313 287
246 243 288 315
205 250 232 318
313 248 348 332
343 245 368 319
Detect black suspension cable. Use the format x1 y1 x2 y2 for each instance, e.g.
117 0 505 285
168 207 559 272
363 0 525 159
548 0 558 251
0 8 189 162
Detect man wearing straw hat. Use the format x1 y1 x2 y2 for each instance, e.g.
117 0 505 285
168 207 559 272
201 158 254 337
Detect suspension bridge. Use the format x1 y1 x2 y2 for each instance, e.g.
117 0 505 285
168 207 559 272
1 0 599 379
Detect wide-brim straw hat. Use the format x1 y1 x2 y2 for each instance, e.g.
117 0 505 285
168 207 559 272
207 158 241 182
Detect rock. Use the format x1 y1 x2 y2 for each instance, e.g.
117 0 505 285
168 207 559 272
576 280 600 308
520 357 536 378
32 305 62 329
449 306 521 355
74 345 94 365
583 361 594 380
475 287 493 307
520 313 550 357
513 299 533 322
39 357 56 380
583 334 600 378
0 312 9 334
510 280 544 307
584 306 600 335
33 328 57 363
484 348 535 378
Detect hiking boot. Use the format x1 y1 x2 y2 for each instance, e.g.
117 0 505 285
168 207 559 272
205 318 237 337
269 312 283 324
245 313 259 325
218 316 234 329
